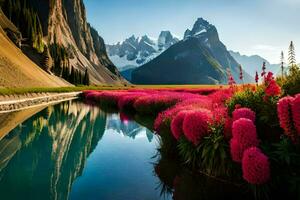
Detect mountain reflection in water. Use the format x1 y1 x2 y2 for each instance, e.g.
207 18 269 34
0 100 250 200
0 100 161 200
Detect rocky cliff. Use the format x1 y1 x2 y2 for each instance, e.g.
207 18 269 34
2 0 125 85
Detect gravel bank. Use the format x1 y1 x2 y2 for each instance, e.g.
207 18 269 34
0 92 81 113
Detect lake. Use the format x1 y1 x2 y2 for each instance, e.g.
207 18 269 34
0 100 249 200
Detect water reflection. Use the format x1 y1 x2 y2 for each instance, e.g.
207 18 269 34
0 100 252 200
0 101 107 200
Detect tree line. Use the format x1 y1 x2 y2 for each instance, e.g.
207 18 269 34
3 0 44 53
49 42 90 86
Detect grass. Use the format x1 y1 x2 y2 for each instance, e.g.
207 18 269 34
0 84 226 95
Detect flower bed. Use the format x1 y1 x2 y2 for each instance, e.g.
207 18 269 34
83 73 300 199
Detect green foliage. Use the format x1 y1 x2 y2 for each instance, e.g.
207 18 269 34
199 128 233 177
281 65 300 96
3 0 44 53
177 126 234 177
178 137 202 168
227 87 280 140
270 137 298 166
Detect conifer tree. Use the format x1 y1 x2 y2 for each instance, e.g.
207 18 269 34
280 51 285 77
239 64 243 83
288 41 296 66
84 68 90 85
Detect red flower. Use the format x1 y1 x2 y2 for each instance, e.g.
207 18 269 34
264 72 273 84
242 147 270 185
277 96 296 141
182 109 212 145
291 94 300 135
232 108 256 123
265 79 281 97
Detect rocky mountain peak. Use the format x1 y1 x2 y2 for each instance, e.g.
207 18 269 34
184 17 218 40
158 31 179 50
106 31 179 72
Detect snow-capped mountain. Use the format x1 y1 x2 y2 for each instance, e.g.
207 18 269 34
106 31 179 72
131 18 253 84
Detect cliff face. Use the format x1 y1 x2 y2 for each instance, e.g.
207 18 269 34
27 0 124 85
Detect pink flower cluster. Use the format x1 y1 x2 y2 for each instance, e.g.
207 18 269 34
182 109 213 145
232 108 256 122
118 93 146 110
242 147 270 185
292 94 300 135
230 117 259 162
171 111 190 140
277 94 300 142
83 88 237 146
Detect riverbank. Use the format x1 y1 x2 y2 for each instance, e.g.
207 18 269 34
0 92 81 113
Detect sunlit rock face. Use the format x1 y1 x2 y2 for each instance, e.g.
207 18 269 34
25 0 124 85
0 101 107 200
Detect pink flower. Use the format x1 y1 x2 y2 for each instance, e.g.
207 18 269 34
231 118 259 162
277 96 296 142
232 108 256 123
224 117 233 140
182 109 212 145
118 93 145 110
291 94 300 135
232 118 259 145
230 139 242 162
171 111 190 140
242 147 270 185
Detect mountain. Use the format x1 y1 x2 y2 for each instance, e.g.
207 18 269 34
0 0 125 86
106 31 179 81
0 8 69 87
131 18 253 85
229 51 280 77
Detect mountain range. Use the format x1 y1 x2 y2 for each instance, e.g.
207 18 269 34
131 18 253 84
229 51 280 77
106 31 179 81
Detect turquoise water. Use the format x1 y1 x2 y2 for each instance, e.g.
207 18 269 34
0 100 250 200
0 100 171 200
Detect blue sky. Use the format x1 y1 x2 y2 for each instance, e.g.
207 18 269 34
84 0 300 63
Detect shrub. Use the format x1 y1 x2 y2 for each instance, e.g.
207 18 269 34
118 93 146 111
281 66 300 96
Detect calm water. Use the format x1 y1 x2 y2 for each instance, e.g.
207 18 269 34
0 100 249 200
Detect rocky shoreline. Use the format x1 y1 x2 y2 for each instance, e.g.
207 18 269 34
0 92 81 113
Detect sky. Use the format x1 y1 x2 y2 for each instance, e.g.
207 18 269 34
84 0 300 64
